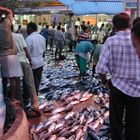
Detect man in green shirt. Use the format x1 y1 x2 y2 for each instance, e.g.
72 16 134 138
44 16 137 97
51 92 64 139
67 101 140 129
74 41 94 79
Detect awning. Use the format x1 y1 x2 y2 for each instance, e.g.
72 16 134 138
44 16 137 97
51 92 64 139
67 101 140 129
58 0 125 15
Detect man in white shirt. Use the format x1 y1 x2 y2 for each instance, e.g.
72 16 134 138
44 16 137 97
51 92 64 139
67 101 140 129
12 28 41 117
26 22 46 95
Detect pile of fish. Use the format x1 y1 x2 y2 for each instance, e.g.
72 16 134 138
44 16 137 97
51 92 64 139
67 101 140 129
39 52 110 103
30 91 111 140
30 107 110 140
39 91 93 113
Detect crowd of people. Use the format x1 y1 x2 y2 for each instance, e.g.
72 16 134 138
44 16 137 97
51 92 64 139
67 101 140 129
0 5 140 140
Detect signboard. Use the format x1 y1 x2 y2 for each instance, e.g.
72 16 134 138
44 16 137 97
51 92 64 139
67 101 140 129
126 2 137 8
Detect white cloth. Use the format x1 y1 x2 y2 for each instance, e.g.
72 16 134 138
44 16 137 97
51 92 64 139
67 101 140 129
97 30 106 43
26 32 46 69
12 33 29 63
75 20 80 27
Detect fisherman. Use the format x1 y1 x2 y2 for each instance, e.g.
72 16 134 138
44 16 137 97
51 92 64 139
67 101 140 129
54 25 65 62
26 22 46 95
91 43 102 76
96 13 140 140
131 17 140 59
0 6 23 106
74 41 94 79
12 26 41 118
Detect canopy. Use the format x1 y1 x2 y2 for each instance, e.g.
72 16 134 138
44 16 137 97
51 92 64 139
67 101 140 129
58 0 125 15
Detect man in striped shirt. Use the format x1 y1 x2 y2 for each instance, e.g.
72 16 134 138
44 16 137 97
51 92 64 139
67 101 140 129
96 13 140 140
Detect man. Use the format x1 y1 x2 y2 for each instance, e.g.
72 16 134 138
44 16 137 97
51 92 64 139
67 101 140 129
65 26 75 52
26 22 46 95
97 27 106 44
0 6 23 106
91 44 102 76
78 26 90 42
12 28 41 117
75 41 94 79
40 24 49 50
131 17 140 59
48 25 55 51
54 25 65 62
96 13 140 140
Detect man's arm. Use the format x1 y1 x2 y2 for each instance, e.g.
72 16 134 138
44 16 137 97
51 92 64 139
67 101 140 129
24 47 32 64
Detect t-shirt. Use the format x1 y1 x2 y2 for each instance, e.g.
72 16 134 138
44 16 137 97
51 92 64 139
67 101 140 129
12 33 29 63
26 32 46 69
75 41 94 60
0 13 16 56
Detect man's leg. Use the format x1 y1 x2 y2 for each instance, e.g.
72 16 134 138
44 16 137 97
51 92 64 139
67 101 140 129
32 66 43 95
21 63 39 108
110 86 125 140
125 95 140 140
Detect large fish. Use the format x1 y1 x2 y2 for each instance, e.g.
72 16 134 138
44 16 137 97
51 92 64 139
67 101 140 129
48 122 56 133
71 125 81 132
56 137 66 140
48 114 62 121
48 135 57 140
35 122 44 132
52 107 65 114
75 129 83 140
64 112 75 120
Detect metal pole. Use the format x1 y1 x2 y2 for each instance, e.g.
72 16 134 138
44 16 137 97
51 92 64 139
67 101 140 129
137 0 140 17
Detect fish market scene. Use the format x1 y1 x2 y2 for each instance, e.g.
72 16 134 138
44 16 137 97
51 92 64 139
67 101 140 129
0 0 140 140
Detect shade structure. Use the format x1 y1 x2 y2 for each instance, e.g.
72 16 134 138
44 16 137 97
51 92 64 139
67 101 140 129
58 0 125 15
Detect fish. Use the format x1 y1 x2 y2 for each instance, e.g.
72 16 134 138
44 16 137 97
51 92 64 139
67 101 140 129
75 129 83 140
86 117 94 124
68 135 75 140
103 111 109 118
48 122 56 133
79 114 85 124
71 125 81 132
52 107 65 114
43 106 55 113
55 121 65 130
35 122 44 132
65 104 73 112
61 131 75 138
64 112 75 120
30 125 36 135
56 137 66 140
48 135 57 140
39 102 48 110
58 127 71 136
70 100 79 105
48 114 62 121
40 132 52 140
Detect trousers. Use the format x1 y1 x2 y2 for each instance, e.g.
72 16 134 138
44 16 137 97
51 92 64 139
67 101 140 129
110 86 140 140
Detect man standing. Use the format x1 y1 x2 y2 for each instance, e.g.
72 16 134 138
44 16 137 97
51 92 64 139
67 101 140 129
26 22 46 95
0 6 23 105
40 24 49 50
96 13 140 140
54 25 65 62
12 29 41 117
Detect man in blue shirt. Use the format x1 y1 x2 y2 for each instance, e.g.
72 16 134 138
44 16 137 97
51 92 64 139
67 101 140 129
40 25 49 50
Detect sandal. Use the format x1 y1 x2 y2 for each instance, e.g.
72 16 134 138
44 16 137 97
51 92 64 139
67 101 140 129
26 107 41 118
